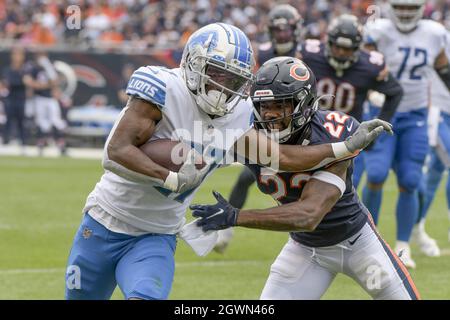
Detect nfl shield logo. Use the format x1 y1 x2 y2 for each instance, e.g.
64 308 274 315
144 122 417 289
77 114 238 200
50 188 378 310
82 227 92 239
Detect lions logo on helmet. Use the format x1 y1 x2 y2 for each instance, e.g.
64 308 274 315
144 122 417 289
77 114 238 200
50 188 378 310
180 23 256 116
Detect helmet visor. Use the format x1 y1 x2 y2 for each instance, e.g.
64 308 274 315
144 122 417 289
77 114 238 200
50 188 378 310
269 24 295 44
205 64 249 94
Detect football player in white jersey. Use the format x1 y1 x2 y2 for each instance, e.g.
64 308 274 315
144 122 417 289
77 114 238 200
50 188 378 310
363 0 450 268
415 29 450 255
64 23 391 300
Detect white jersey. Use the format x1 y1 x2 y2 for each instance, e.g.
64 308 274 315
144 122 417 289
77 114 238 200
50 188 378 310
83 66 253 235
429 31 450 116
364 19 447 113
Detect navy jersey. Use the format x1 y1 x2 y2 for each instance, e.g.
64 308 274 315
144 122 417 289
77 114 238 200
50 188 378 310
30 64 52 98
247 110 370 247
2 66 29 101
257 42 297 67
299 39 390 122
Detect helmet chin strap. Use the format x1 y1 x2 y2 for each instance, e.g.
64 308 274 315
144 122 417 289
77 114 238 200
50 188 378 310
197 89 228 116
275 41 294 54
276 123 293 143
263 121 293 143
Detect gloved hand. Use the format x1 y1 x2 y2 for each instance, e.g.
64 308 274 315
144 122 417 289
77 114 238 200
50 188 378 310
344 119 393 153
164 149 211 193
363 140 376 152
190 191 240 232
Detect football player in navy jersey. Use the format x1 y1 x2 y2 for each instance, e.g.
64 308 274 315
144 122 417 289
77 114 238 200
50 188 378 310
216 14 403 253
216 4 304 253
256 4 303 66
191 57 419 300
297 14 403 188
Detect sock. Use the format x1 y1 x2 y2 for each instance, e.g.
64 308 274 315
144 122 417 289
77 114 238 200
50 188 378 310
417 218 425 233
362 186 382 225
417 178 427 223
395 240 410 256
421 167 443 220
396 190 419 242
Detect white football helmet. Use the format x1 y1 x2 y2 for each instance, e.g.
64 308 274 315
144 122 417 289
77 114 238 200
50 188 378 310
180 23 255 116
389 0 426 33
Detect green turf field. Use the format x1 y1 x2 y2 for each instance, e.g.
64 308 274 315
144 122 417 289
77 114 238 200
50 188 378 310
0 156 449 299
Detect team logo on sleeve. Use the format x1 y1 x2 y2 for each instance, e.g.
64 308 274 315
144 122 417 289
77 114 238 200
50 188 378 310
289 63 310 81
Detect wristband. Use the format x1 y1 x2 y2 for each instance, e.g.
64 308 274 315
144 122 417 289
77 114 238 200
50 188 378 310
332 142 352 159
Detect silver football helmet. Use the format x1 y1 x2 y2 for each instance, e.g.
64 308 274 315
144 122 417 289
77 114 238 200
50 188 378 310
389 0 425 32
180 23 255 116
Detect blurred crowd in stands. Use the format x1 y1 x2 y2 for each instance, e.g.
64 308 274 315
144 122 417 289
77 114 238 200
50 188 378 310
1 0 449 52
1 0 450 152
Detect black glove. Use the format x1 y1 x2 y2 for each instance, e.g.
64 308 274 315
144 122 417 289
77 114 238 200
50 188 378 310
190 191 240 232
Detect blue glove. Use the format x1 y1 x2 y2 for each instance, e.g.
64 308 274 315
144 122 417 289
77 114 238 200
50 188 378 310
189 191 240 232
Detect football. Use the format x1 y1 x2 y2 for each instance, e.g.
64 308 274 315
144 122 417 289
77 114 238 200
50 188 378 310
140 139 206 172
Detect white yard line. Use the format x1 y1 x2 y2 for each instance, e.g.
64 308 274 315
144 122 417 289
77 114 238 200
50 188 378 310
0 260 269 276
0 145 103 159
1 250 450 276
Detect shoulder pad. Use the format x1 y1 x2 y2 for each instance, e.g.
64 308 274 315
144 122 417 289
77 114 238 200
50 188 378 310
126 66 169 109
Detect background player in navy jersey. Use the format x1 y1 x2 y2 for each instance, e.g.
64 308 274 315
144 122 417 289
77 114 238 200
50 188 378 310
216 4 304 253
256 4 302 66
24 51 67 156
191 57 419 300
297 14 403 188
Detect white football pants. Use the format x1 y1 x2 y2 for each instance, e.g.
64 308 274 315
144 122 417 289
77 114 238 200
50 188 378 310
260 222 420 300
34 95 66 133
